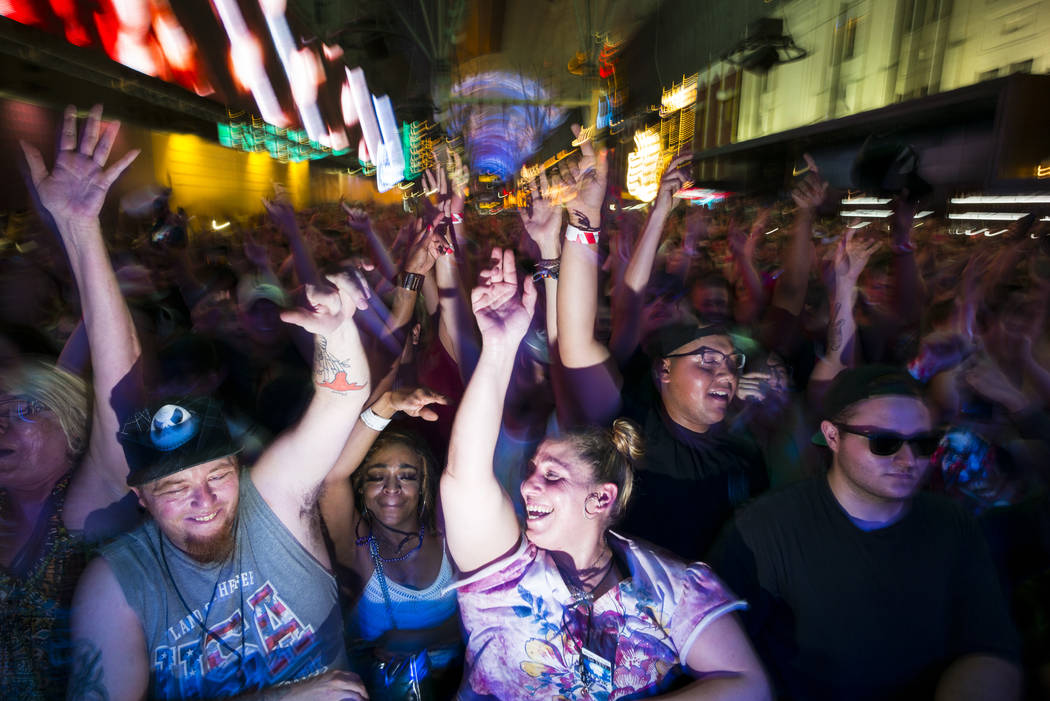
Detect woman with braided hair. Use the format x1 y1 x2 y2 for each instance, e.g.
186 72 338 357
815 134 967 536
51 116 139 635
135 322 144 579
319 388 464 700
441 247 770 700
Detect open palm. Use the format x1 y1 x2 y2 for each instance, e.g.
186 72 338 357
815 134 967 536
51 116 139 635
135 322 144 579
21 105 138 224
471 248 536 345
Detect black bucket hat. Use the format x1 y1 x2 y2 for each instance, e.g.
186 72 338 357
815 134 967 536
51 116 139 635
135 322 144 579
120 397 240 487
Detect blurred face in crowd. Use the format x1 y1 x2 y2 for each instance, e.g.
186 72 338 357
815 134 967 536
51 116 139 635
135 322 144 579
241 299 286 347
822 396 932 519
521 439 606 550
689 282 731 324
359 442 424 533
0 393 71 494
659 333 740 433
134 457 240 563
859 268 893 315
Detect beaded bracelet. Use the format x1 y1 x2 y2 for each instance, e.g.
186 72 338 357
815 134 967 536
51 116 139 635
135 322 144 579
532 266 559 282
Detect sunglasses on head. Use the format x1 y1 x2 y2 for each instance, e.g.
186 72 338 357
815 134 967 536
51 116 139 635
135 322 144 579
834 423 941 457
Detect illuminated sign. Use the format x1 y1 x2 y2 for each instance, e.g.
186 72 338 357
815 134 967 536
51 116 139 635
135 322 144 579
626 128 663 202
402 121 436 180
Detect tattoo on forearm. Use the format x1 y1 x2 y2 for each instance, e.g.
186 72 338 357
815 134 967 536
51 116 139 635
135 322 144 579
828 303 845 352
314 337 366 392
67 638 109 701
570 210 597 230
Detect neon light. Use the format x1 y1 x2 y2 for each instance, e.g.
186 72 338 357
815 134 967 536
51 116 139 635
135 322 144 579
1037 165 1050 179
626 128 663 202
211 219 231 230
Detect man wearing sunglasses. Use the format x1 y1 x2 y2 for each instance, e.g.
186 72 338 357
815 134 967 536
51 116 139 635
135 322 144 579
617 322 768 562
710 364 1021 700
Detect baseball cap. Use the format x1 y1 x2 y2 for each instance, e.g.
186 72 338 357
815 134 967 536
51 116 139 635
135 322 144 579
813 364 924 445
644 322 734 359
236 271 287 311
120 397 241 486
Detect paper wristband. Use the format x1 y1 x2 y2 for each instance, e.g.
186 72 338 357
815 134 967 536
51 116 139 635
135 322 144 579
565 224 599 245
360 407 392 432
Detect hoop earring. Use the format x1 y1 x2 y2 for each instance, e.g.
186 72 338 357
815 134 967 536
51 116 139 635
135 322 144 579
584 494 602 519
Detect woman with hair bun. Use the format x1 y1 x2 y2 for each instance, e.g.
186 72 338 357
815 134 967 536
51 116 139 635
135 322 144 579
441 248 771 700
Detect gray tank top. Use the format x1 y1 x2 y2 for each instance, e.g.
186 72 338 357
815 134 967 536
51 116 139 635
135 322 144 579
103 472 348 699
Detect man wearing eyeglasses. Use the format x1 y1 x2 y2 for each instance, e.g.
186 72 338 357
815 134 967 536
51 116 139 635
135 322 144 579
617 322 768 561
709 364 1021 700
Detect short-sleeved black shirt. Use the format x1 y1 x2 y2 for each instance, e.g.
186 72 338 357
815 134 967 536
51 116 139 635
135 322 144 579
709 477 1021 701
618 366 767 561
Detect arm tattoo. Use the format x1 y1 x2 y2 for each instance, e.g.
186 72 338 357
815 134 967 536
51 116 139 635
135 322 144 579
570 210 597 231
314 337 366 392
828 303 845 352
67 638 109 701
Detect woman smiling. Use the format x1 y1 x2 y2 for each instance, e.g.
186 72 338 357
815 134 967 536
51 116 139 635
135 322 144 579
441 248 771 700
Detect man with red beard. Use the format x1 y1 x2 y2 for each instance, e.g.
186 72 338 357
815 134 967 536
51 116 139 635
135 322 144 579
617 323 768 561
68 280 373 700
709 365 1021 700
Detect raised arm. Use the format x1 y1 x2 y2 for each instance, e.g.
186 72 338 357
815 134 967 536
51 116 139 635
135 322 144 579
249 273 371 560
262 192 322 288
21 104 142 538
770 156 826 316
809 229 880 384
610 154 690 365
441 248 536 572
726 210 770 325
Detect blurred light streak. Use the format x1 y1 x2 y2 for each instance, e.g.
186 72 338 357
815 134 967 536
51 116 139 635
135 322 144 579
346 67 381 165
213 0 286 126
258 2 326 142
947 212 1028 220
839 209 892 218
446 71 566 180
950 195 1050 204
626 128 662 202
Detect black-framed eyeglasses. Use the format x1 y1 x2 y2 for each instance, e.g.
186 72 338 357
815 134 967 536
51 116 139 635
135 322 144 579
665 345 746 373
834 424 941 457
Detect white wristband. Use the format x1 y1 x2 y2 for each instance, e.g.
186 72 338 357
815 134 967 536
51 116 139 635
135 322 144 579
360 407 392 432
565 224 599 245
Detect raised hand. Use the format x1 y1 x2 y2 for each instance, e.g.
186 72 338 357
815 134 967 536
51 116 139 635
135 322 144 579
471 247 537 347
519 169 563 257
790 155 828 211
403 222 452 276
261 190 297 233
341 203 373 233
655 153 692 209
833 228 880 284
377 386 449 422
21 104 139 226
281 272 371 391
565 124 609 229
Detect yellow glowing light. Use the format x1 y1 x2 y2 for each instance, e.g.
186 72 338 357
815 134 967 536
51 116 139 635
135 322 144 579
626 128 663 202
1037 164 1050 179
660 74 698 117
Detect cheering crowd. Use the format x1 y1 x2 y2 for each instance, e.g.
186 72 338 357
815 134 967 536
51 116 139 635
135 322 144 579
2 105 1049 700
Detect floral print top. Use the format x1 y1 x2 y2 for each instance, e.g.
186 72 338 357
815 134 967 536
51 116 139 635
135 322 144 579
452 532 745 700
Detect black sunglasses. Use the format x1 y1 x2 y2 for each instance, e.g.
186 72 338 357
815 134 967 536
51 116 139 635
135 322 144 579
834 424 941 457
